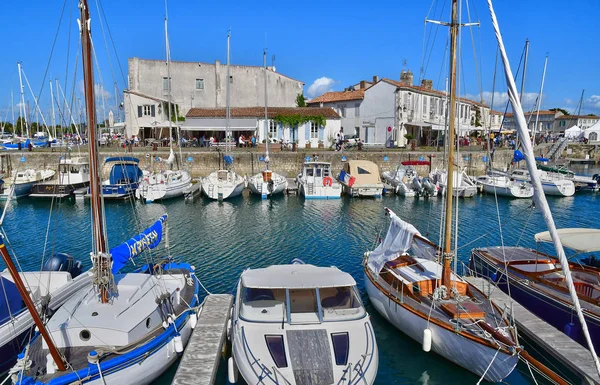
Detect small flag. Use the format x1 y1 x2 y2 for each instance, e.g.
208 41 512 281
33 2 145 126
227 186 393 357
383 156 389 161
482 156 488 163
187 156 193 162
341 155 347 162
419 156 425 161
20 156 26 163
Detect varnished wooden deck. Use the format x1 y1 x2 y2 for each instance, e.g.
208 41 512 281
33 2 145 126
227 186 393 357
171 294 233 385
465 277 600 385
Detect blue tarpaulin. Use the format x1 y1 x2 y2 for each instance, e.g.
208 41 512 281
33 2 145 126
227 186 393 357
535 157 549 162
110 215 167 273
513 150 525 163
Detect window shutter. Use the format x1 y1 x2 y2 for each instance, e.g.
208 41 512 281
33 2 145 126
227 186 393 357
137 106 142 118
305 123 310 141
151 105 155 117
319 125 324 141
277 123 281 139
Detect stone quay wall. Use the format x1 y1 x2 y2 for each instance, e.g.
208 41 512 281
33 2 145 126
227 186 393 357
4 147 521 179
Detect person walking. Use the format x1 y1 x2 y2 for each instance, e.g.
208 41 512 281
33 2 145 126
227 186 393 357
335 129 344 151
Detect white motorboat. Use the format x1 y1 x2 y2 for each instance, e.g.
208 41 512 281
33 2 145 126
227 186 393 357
0 168 56 200
339 160 384 198
202 169 246 200
248 170 287 198
476 172 533 198
511 168 575 197
230 259 378 385
382 168 415 196
297 161 341 199
430 168 477 198
136 168 192 202
30 157 90 198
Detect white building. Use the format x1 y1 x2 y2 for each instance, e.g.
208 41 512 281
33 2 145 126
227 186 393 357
504 110 563 133
555 114 600 131
183 107 341 149
123 90 172 139
307 90 364 137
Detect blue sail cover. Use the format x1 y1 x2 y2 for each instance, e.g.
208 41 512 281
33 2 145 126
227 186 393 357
110 215 167 273
513 149 525 163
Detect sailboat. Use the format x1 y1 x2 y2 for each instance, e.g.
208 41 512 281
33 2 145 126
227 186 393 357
247 49 287 198
363 2 521 381
7 2 200 383
201 32 246 201
136 4 191 203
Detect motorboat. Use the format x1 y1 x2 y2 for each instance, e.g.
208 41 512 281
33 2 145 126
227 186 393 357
339 160 384 198
229 259 378 385
248 170 287 198
476 172 533 198
297 161 341 199
100 156 143 199
470 228 600 352
363 209 519 382
429 168 477 198
30 157 90 198
0 168 56 200
0 254 85 375
136 168 192 202
382 167 416 197
202 169 246 200
510 168 575 197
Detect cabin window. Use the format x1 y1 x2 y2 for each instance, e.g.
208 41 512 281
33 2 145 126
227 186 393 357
265 335 288 368
289 289 317 314
331 332 349 365
320 286 364 321
412 283 420 295
306 167 314 177
357 167 370 175
315 168 322 177
310 122 319 139
240 286 287 322
195 78 204 90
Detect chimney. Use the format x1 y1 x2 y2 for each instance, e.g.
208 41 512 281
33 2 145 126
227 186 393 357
373 75 379 83
421 79 433 90
360 80 366 89
400 69 413 86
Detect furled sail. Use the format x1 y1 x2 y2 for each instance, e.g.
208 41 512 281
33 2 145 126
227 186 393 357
110 215 167 273
368 209 420 274
486 0 600 375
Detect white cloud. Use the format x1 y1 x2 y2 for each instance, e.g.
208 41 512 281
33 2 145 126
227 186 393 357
564 98 574 105
585 95 600 115
77 80 113 101
307 77 335 98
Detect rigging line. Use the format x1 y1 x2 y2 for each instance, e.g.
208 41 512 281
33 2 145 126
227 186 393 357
97 0 127 86
464 0 483 104
420 0 441 81
90 37 108 129
435 34 450 91
63 0 74 99
93 0 118 99
32 0 70 116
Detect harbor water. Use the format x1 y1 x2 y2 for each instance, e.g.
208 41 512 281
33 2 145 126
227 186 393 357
1 169 598 384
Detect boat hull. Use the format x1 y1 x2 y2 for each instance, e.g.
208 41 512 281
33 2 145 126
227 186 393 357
136 172 192 202
298 181 342 199
201 178 245 200
469 252 600 352
247 173 287 198
342 184 383 198
480 182 533 198
364 270 518 382
29 181 90 198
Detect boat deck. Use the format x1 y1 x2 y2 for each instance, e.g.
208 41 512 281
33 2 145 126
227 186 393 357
465 277 600 385
171 294 233 385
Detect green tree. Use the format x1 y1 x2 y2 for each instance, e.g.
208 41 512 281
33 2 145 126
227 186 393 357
295 93 306 107
15 116 26 135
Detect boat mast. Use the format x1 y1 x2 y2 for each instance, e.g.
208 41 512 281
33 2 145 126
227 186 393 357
17 62 29 138
50 80 57 140
533 55 548 140
576 89 585 116
519 39 529 105
441 0 458 290
225 31 232 167
164 0 174 154
80 0 112 303
263 48 270 170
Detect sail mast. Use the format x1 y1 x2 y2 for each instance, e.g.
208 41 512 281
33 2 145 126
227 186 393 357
263 48 269 169
164 0 173 153
50 80 57 140
519 39 529 104
17 62 29 138
225 31 231 164
533 55 548 139
441 0 458 290
80 0 111 303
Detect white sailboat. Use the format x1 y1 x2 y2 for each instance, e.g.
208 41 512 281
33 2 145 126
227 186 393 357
229 259 378 385
510 168 575 197
247 49 287 198
476 171 533 198
136 6 191 203
7 3 201 384
363 2 522 381
202 32 246 201
429 168 477 198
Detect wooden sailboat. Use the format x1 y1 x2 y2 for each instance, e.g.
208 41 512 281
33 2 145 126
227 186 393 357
201 31 246 200
363 2 520 381
136 1 191 203
247 49 287 198
5 2 201 383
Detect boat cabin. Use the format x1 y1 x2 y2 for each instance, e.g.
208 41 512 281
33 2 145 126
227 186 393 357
301 162 333 181
238 264 365 324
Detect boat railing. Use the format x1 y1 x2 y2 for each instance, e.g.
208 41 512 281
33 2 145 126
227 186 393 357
240 325 292 385
337 321 377 385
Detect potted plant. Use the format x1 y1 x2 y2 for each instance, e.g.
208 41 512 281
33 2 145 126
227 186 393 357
405 134 416 151
305 140 312 149
318 140 324 149
293 140 298 152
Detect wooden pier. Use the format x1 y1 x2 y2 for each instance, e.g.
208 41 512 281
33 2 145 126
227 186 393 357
286 178 299 195
465 277 600 385
171 294 233 385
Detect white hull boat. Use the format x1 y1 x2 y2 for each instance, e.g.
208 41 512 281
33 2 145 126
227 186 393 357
201 170 246 200
511 169 575 197
430 169 477 198
247 171 287 198
0 169 56 200
382 169 416 197
339 160 384 198
476 174 533 198
230 260 378 385
297 161 341 199
136 169 192 202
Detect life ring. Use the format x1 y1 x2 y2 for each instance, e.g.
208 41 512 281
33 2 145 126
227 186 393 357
323 176 333 187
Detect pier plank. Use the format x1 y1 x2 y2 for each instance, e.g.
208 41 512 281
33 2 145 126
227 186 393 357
465 277 600 385
171 294 233 385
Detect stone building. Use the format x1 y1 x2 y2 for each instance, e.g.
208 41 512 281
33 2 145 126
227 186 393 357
503 110 563 134
554 114 599 131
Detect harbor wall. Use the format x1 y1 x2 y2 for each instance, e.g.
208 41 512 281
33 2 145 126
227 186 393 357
5 148 518 178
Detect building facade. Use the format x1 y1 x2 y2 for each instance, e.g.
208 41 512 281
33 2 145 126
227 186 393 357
123 90 171 139
554 115 600 131
503 110 563 133
306 90 364 137
183 107 340 149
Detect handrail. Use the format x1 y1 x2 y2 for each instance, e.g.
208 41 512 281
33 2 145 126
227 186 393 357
240 325 292 385
336 321 376 385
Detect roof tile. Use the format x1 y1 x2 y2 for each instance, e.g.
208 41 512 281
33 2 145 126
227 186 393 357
307 90 365 104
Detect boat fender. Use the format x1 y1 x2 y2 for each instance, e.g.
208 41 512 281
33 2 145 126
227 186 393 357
228 356 239 383
323 176 333 187
174 333 184 353
162 320 169 329
563 322 580 341
422 328 432 352
226 318 232 341
190 312 198 329
175 288 181 305
46 353 58 375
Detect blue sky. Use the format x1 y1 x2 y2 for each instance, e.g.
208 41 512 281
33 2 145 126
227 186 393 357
0 0 599 124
